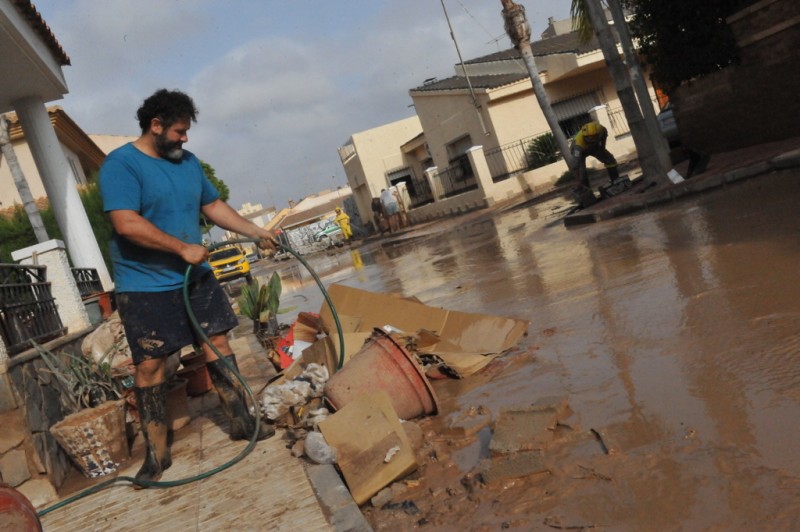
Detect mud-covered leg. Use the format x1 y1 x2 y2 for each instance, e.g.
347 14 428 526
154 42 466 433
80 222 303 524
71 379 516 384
207 355 275 441
134 382 172 488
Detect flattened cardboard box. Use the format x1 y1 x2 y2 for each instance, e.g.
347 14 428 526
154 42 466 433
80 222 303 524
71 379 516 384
318 284 529 376
319 391 418 505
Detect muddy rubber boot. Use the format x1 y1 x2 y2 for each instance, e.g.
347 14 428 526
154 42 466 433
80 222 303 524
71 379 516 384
134 382 172 489
207 355 275 441
606 164 620 183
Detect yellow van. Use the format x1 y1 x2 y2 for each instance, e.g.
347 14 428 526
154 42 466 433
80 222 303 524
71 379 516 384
208 245 252 284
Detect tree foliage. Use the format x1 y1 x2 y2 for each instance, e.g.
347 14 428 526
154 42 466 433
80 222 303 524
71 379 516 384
0 182 114 272
201 160 229 202
200 160 229 233
626 0 755 91
0 204 59 263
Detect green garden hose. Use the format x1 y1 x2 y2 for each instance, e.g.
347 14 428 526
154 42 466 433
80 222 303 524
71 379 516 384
38 240 345 517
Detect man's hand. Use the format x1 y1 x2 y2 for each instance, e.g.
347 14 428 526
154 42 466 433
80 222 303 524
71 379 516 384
255 230 279 255
180 243 209 265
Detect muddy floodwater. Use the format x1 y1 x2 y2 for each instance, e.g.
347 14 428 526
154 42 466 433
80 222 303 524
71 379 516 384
258 169 800 530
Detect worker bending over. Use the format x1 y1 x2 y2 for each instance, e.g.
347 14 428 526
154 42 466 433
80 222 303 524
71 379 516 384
571 121 620 194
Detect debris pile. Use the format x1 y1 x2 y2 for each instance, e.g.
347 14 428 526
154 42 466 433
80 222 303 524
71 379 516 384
263 283 530 505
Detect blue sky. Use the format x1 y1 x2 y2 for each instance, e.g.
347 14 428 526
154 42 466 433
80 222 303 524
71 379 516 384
33 1 572 210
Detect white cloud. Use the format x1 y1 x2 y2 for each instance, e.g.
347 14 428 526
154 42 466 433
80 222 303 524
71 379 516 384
32 0 572 209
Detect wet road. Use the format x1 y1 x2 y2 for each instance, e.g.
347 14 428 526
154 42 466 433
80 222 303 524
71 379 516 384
254 168 800 529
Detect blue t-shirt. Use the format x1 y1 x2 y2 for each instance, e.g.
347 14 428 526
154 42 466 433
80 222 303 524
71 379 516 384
99 143 219 292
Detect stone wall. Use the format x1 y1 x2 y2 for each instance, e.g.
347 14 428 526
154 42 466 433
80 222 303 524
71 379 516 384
0 333 92 506
671 0 800 153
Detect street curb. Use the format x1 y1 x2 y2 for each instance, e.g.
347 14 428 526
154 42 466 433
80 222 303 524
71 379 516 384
563 147 800 227
305 463 373 532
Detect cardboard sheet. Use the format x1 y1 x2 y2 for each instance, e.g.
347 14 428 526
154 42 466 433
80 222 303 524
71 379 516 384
318 284 529 376
319 391 418 505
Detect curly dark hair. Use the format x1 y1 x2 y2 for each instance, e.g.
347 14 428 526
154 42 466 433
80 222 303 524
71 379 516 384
136 89 198 133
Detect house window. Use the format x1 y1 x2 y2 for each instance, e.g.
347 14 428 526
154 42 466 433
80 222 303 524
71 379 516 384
551 90 602 137
446 135 473 163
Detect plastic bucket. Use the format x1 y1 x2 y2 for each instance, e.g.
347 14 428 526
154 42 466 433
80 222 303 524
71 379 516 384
324 329 439 420
49 400 129 478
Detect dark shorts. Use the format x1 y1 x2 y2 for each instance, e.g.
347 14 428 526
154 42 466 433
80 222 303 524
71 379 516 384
116 272 238 365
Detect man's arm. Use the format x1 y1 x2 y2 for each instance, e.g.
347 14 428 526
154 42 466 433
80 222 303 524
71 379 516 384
201 199 278 252
108 210 209 264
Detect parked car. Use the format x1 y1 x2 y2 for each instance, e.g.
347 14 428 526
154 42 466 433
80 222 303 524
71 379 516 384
245 249 261 263
657 103 680 148
208 245 252 284
313 220 344 247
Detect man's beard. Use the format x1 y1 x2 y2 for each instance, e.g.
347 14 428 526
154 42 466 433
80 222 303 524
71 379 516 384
155 132 184 161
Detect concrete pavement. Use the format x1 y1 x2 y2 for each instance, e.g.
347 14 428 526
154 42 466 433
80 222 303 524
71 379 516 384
39 333 371 532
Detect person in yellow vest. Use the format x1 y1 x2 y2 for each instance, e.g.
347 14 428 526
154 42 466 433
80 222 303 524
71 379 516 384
571 121 620 193
334 207 352 241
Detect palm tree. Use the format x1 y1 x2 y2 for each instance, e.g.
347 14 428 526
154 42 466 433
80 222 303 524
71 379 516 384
0 115 49 242
501 0 576 171
572 0 670 186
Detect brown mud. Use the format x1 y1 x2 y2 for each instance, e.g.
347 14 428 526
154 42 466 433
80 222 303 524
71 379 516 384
264 169 800 530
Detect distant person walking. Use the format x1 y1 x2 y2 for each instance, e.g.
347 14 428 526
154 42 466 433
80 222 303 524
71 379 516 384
380 188 400 232
371 197 387 234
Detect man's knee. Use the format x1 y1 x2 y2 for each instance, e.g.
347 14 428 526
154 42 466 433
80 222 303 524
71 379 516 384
135 357 168 387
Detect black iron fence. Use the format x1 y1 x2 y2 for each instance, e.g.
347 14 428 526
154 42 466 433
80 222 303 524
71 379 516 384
436 154 477 199
71 268 103 298
406 173 435 209
0 264 66 355
485 131 562 183
607 106 631 137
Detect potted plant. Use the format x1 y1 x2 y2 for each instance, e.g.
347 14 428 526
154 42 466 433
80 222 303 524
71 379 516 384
238 272 284 337
35 343 129 478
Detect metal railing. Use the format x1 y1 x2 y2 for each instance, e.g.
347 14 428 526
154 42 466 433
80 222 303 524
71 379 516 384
71 268 103 298
606 106 631 137
406 173 435 208
436 154 477 199
0 264 66 355
485 131 562 183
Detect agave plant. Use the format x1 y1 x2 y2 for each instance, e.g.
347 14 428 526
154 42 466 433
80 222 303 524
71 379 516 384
35 342 123 413
238 272 283 335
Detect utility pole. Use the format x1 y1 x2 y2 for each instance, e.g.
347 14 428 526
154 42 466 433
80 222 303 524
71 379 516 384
500 0 576 170
582 0 668 186
605 0 671 171
0 115 49 243
440 0 490 136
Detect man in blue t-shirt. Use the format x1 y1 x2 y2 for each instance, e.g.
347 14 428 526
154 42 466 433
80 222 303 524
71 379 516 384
99 89 277 486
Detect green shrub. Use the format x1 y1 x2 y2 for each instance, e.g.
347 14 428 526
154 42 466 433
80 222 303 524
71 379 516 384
526 132 560 169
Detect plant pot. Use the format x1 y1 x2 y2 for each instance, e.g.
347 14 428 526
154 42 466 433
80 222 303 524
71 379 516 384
177 363 213 396
324 329 439 420
0 484 41 530
83 296 103 326
179 350 206 368
96 291 115 319
49 400 129 478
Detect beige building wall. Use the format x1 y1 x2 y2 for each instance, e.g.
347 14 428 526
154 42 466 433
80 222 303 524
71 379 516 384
0 140 90 208
411 91 492 171
341 115 422 227
89 134 137 155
